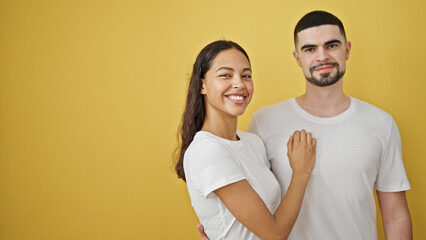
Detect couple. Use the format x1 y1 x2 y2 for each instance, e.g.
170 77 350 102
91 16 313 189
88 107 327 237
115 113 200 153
174 11 411 240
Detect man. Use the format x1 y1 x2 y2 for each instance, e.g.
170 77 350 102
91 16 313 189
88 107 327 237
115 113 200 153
199 11 412 239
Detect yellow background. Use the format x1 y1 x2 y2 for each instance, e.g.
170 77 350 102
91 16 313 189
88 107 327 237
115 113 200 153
1 0 425 239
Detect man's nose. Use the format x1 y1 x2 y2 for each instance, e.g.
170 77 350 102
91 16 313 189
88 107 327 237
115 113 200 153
316 47 330 62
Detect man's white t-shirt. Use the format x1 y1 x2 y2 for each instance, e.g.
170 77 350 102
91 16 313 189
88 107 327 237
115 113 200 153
184 130 281 240
248 97 411 240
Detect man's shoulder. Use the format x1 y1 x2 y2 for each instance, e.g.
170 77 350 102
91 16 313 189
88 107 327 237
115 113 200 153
252 98 294 119
352 97 395 127
353 97 392 118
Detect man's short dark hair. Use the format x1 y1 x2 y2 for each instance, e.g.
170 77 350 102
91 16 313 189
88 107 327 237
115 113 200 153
294 10 346 45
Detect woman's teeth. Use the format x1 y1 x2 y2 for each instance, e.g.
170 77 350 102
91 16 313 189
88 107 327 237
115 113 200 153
229 95 244 100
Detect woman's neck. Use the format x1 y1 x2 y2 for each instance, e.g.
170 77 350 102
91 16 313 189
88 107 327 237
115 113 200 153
201 113 239 141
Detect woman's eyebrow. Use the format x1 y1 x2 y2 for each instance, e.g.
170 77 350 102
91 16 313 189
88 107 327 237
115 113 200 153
215 67 252 72
216 67 234 72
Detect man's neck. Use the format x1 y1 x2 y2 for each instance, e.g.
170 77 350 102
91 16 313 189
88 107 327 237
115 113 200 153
296 80 351 118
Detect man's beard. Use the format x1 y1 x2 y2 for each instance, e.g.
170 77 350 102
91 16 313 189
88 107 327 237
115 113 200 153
305 62 345 87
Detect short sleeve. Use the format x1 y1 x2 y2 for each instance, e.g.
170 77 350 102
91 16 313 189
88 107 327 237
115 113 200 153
375 118 411 192
186 140 246 198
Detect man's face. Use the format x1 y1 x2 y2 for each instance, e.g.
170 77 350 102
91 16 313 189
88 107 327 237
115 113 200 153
293 24 351 87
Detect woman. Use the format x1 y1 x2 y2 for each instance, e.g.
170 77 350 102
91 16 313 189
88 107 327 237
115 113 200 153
174 40 316 240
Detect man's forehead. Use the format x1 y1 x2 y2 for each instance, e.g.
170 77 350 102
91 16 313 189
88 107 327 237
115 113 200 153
297 24 344 44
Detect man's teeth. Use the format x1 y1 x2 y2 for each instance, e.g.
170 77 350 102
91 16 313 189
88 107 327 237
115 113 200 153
229 95 244 100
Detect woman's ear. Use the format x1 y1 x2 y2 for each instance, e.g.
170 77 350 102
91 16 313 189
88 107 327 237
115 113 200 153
200 79 207 95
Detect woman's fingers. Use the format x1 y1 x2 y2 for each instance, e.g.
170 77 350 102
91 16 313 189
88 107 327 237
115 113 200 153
312 138 317 150
291 129 315 147
287 135 293 154
307 132 312 145
293 130 300 143
300 129 307 143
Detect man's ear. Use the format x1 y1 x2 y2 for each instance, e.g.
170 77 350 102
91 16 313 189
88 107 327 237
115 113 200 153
200 79 206 95
345 41 352 60
293 50 302 67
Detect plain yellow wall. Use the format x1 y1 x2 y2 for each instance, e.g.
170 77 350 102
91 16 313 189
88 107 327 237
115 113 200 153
1 0 425 239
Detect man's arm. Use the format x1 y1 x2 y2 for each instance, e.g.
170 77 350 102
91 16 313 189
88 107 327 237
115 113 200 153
376 191 412 240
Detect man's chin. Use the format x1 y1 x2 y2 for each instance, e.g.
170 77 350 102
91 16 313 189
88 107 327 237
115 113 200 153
306 70 345 87
306 77 341 87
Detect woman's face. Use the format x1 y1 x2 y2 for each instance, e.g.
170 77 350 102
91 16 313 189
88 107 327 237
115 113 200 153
201 48 253 119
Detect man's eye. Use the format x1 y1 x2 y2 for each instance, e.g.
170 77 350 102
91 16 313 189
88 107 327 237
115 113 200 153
305 48 314 52
328 44 337 48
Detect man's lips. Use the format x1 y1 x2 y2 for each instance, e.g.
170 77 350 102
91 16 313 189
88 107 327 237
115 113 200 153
310 62 339 73
314 65 334 73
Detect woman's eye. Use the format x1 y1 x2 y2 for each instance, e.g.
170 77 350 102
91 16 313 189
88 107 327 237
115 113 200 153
242 75 252 79
219 74 231 77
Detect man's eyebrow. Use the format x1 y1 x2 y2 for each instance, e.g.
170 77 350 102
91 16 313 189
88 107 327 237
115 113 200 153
300 39 342 51
325 39 342 45
300 44 316 51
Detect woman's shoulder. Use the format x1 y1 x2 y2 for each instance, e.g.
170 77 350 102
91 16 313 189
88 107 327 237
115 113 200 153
238 130 264 146
184 132 243 182
238 130 259 138
186 132 231 158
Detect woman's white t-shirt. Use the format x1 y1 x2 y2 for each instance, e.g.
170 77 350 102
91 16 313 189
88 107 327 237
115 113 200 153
184 130 281 240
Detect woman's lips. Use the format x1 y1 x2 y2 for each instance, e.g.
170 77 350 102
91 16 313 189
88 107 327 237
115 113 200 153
226 94 246 104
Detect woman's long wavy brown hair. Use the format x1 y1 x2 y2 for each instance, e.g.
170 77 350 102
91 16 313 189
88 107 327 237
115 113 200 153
174 40 250 182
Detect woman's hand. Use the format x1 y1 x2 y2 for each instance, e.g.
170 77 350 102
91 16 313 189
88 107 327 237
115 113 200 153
287 130 316 178
196 224 210 240
211 130 317 240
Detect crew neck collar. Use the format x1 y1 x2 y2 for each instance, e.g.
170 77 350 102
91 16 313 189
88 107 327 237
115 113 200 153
290 97 357 124
196 130 244 144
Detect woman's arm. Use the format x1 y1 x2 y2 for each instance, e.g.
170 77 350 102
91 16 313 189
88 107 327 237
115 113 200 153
214 130 315 240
